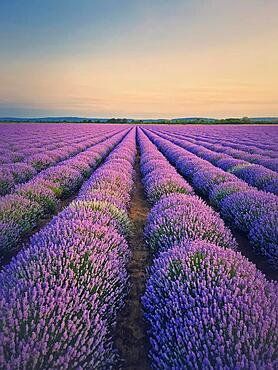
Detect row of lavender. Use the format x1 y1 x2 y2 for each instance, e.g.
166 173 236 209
0 124 117 163
0 128 107 166
144 129 278 268
156 129 278 172
159 125 278 153
165 128 278 169
0 128 137 369
138 128 278 369
0 125 120 196
175 127 277 155
0 129 128 257
151 129 278 193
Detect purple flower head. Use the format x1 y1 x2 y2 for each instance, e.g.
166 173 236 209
231 164 278 194
0 171 14 196
78 192 128 212
257 158 278 172
221 190 278 233
62 199 132 237
145 194 237 252
38 165 83 198
15 181 58 214
199 150 227 164
142 160 170 176
144 175 194 204
1 163 37 184
177 157 208 179
143 240 278 369
0 154 13 165
62 158 92 176
0 194 43 254
217 158 249 171
0 222 128 368
262 178 278 195
0 194 43 233
0 221 21 255
249 211 278 267
209 180 251 209
192 168 235 195
25 152 56 171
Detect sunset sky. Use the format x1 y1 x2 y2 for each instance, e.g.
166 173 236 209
0 0 277 118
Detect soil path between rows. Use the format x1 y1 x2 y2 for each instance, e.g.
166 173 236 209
114 152 151 370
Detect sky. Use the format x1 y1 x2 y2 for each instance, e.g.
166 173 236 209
0 0 277 119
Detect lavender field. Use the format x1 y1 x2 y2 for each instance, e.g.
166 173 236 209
0 123 277 369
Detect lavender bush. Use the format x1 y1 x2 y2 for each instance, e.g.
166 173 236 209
249 211 278 267
143 240 278 369
221 190 278 233
145 194 237 252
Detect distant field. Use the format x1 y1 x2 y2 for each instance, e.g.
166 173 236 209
0 123 277 369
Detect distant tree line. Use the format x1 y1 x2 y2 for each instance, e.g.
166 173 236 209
5 117 275 125
93 117 278 125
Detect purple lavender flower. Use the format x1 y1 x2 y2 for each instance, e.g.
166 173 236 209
25 152 56 171
249 211 278 267
142 160 170 176
64 158 92 176
192 168 235 195
0 194 43 253
145 194 237 252
221 190 278 233
0 222 129 368
230 164 278 194
65 200 133 237
257 158 278 172
263 178 278 195
0 154 13 165
15 181 58 214
0 221 21 255
139 130 193 204
0 171 14 196
176 157 208 179
217 158 250 171
142 240 278 369
37 165 83 198
144 175 194 204
1 163 37 184
209 180 251 209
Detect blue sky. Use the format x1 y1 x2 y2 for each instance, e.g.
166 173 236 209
0 0 278 118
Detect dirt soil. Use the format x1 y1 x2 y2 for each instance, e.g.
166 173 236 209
114 153 151 370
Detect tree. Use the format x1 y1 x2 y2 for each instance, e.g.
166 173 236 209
242 116 250 123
